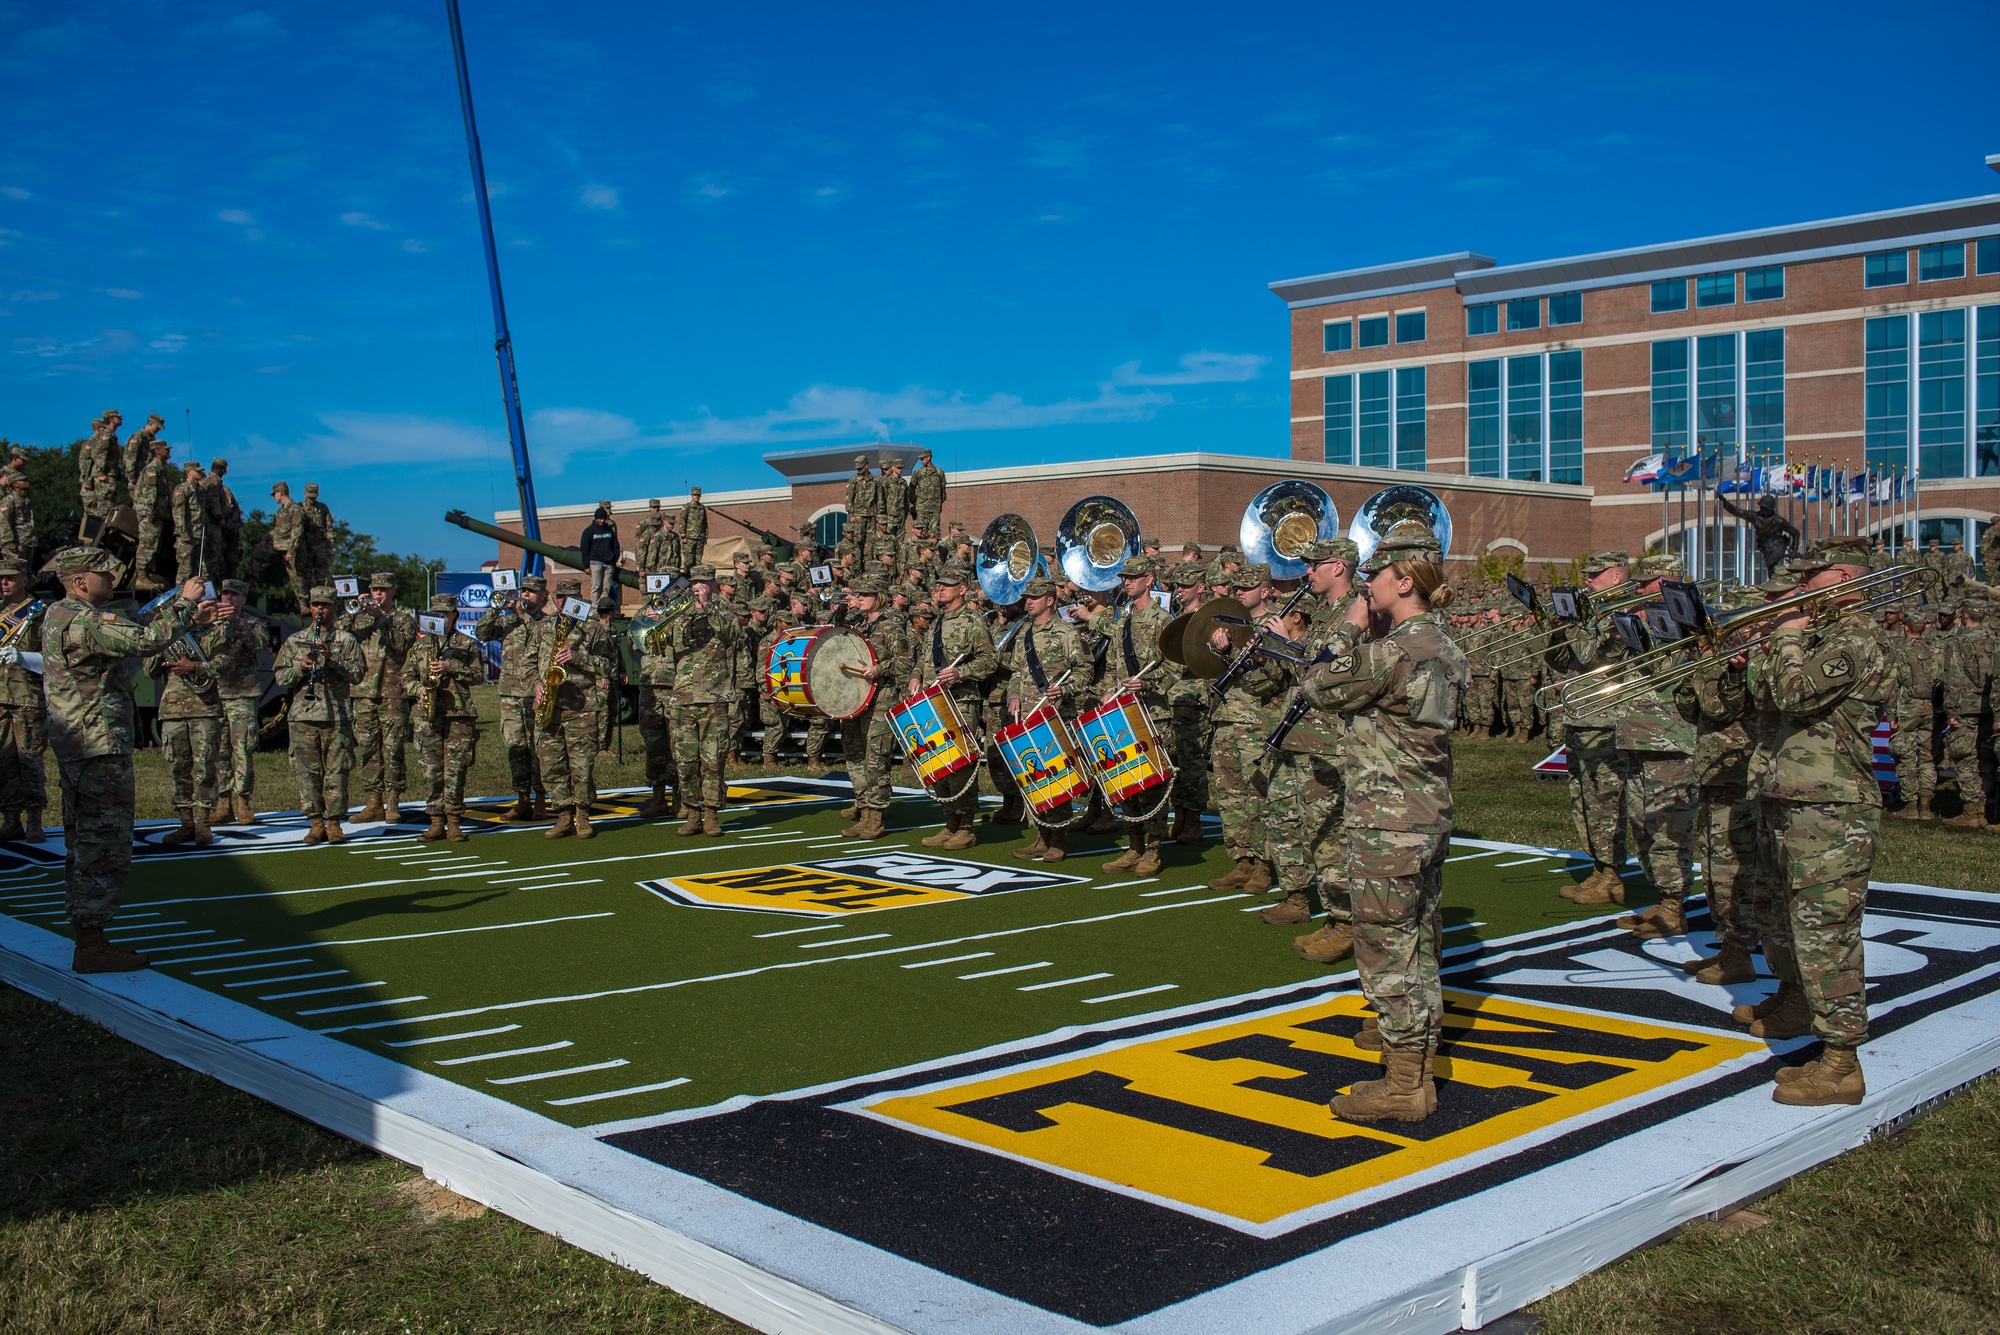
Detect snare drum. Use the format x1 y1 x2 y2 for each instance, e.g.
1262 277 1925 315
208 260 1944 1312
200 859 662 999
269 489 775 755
764 626 877 720
887 685 978 789
993 707 1093 814
1075 692 1174 804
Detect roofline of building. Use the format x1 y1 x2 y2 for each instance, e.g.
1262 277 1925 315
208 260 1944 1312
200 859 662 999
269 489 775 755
1268 251 1495 308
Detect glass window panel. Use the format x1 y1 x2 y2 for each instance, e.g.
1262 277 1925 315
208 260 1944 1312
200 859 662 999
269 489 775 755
1323 375 1354 465
1651 279 1687 313
1507 297 1540 331
1744 266 1785 302
1323 321 1351 353
1506 354 1543 481
1918 308 1967 478
1651 338 1689 455
1395 366 1426 471
1980 237 2000 277
1548 292 1582 325
1357 370 1391 468
1695 333 1738 457
1918 243 1965 283
1467 359 1501 478
1978 307 1999 478
1395 310 1426 344
1865 250 1908 287
1548 350 1582 485
1696 273 1736 307
1467 303 1497 336
1358 316 1390 348
1864 314 1909 472
1744 327 1785 466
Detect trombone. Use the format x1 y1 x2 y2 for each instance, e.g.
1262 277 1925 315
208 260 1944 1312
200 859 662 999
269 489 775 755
1486 578 1722 672
1552 565 1938 716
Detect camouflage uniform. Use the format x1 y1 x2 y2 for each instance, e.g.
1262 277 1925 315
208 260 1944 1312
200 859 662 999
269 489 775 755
1265 579 1360 925
1545 555 1635 885
1676 651 1768 961
402 603 485 818
911 579 998 828
270 494 309 609
1206 580 1286 864
1003 600 1092 843
272 606 366 823
120 416 163 482
339 580 419 811
1496 615 1538 738
844 596 912 813
132 449 176 585
843 460 876 550
1606 589 1700 916
1094 571 1179 842
1941 603 1994 823
678 494 708 571
909 452 947 540
666 590 744 813
213 590 270 810
755 608 792 765
204 461 242 580
300 487 335 592
0 485 34 564
77 416 124 523
0 589 47 824
633 612 680 796
43 563 197 930
634 506 664 572
874 468 909 551
170 468 210 583
529 595 617 816
143 620 235 823
1461 611 1500 736
1886 625 1939 813
474 586 547 803
724 599 757 762
1165 571 1211 833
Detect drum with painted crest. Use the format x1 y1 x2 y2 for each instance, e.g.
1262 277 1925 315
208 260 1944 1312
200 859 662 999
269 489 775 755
993 706 1093 814
887 684 979 791
1075 692 1174 803
764 626 877 720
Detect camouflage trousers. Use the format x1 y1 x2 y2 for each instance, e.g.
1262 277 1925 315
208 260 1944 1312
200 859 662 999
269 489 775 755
760 692 789 763
288 720 352 820
136 517 171 585
175 537 207 585
1622 750 1697 902
1120 710 1176 838
803 712 833 766
671 701 732 810
497 695 543 796
1463 674 1498 732
1698 783 1767 953
216 698 259 798
1763 799 1878 1046
59 753 136 930
1498 677 1536 734
915 506 943 541
1349 826 1448 1052
351 697 411 798
1566 725 1627 870
636 685 679 788
1170 700 1210 813
983 701 1021 805
1887 711 1935 797
161 717 219 814
1946 722 1989 815
1264 750 1350 923
415 717 479 815
535 705 598 810
842 702 897 812
0 701 46 812
282 555 312 613
1209 719 1268 860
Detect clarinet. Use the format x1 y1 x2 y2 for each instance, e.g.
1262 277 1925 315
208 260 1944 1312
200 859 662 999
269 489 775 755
1210 582 1312 702
1263 646 1335 752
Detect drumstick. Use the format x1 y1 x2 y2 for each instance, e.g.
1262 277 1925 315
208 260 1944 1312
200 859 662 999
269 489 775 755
840 663 870 678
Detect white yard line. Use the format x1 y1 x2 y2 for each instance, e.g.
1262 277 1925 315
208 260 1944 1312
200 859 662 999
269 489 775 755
799 934 890 950
901 952 993 969
159 912 618 966
1446 849 1504 863
384 1025 521 1048
1494 857 1547 868
1097 878 1158 890
488 871 576 884
1017 972 1113 992
505 878 604 890
435 1041 575 1066
191 958 314 976
1082 983 1179 1004
487 1059 629 1086
958 962 1051 980
545 1077 690 1107
296 995 427 1016
261 981 387 1001
1138 885 1200 898
104 929 215 944
754 923 847 939
145 938 246 954
226 969 347 988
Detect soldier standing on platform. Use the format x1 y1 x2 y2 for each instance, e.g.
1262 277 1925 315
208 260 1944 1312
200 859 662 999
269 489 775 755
679 486 709 571
875 458 909 556
170 461 209 583
206 459 242 578
910 448 947 541
270 483 309 611
0 476 37 566
132 440 176 590
531 577 616 841
666 565 742 837
341 572 418 824
405 595 486 843
0 560 48 841
121 412 164 481
210 578 269 826
1005 576 1091 863
1098 557 1178 878
844 456 877 547
839 576 911 841
77 412 124 524
634 500 664 574
300 484 335 592
273 588 365 844
911 562 997 850
475 574 548 818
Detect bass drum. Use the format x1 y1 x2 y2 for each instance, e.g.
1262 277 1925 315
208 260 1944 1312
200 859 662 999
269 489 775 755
765 626 879 720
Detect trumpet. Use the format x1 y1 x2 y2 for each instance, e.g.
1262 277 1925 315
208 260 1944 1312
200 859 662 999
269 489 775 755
626 589 693 656
344 597 363 615
1551 565 1938 716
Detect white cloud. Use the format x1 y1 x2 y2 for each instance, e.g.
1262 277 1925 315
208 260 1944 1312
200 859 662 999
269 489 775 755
653 379 1169 448
687 175 733 204
7 290 58 302
149 333 188 352
102 288 143 299
249 413 499 472
402 238 427 253
340 210 389 230
217 208 255 225
0 186 31 200
530 407 637 448
580 184 619 211
1107 350 1267 387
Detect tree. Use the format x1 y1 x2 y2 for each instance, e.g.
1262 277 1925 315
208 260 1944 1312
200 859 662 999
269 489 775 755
239 509 442 611
0 438 85 565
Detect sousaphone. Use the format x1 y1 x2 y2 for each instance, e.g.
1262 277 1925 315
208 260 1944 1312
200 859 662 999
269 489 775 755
1348 484 1453 566
1056 495 1141 593
1240 480 1340 579
976 513 1044 605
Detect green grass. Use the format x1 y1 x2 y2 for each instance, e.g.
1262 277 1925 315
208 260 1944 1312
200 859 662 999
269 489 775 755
4 728 1997 1333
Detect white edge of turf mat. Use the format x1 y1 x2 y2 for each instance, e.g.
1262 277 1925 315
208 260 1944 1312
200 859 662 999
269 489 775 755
8 878 2000 1335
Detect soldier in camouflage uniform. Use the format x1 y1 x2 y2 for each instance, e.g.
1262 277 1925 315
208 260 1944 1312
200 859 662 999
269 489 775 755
724 592 758 766
1097 557 1180 878
1296 524 1466 1124
678 486 709 571
1005 576 1093 862
1940 590 1994 828
340 571 419 824
531 578 617 840
269 483 310 612
299 483 335 592
1496 608 1539 740
1464 603 1502 737
273 588 366 844
0 560 48 841
144 591 246 846
634 500 665 573
1263 540 1361 955
754 596 793 770
1165 564 1210 845
1545 552 1633 902
910 562 997 850
784 590 836 769
843 457 876 550
210 579 270 826
839 576 911 840
205 459 242 579
43 552 209 971
404 595 486 842
77 411 125 525
1732 536 1892 1107
1886 607 1940 819
475 574 548 817
909 448 947 541
0 476 35 566
121 412 164 481
631 590 681 819
665 565 742 837
130 439 176 590
1204 565 1284 892
170 461 210 583
874 459 909 561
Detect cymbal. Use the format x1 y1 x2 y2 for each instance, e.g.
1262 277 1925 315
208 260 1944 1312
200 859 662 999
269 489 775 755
1158 610 1193 666
1181 596 1250 679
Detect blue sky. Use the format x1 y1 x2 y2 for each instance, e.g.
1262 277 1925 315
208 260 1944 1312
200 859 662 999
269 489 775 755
3 0 1996 566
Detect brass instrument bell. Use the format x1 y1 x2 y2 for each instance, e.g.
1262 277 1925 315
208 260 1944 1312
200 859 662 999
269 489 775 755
1239 480 1340 579
1055 496 1141 593
1347 484 1453 566
976 513 1044 605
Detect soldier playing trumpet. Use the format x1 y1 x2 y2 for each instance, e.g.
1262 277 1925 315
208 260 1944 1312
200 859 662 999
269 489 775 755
405 595 486 842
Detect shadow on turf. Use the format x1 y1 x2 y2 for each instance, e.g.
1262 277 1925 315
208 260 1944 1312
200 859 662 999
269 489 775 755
282 887 510 934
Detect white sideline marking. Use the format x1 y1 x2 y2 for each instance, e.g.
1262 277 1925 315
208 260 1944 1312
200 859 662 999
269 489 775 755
1495 857 1546 867
296 995 427 1016
435 1041 574 1066
959 962 1051 980
901 952 993 969
545 1077 690 1106
1017 972 1113 992
488 871 574 884
1082 984 1179 1004
505 879 604 890
385 1025 521 1048
261 980 388 1001
1139 886 1200 898
488 1059 629 1086
191 958 314 976
1098 878 1157 889
145 938 245 954
1446 849 1503 863
105 928 212 944
159 913 618 965
799 934 890 950
754 924 846 939
226 969 346 989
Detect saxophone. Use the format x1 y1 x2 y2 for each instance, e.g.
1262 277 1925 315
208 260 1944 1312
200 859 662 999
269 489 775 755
537 622 577 728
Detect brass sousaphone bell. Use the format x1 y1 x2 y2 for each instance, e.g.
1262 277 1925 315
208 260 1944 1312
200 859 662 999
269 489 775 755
975 513 1044 605
1240 480 1341 580
1056 495 1141 593
1348 483 1454 566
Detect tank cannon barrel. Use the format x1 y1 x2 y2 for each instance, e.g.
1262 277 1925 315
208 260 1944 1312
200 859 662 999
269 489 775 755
444 509 644 590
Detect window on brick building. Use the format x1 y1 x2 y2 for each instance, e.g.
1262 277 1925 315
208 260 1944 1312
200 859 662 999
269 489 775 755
1745 329 1785 465
1865 250 1907 288
1979 237 2000 276
1864 314 1909 472
1358 316 1390 348
1395 367 1426 470
1696 273 1736 308
1548 351 1582 485
1745 266 1785 302
1323 375 1354 465
1651 339 1689 455
1977 307 1999 477
1323 320 1352 353
1395 310 1426 344
1357 370 1392 468
1696 333 1738 456
1918 308 1967 478
1467 360 1501 477
1467 303 1498 336
1506 354 1542 481
1548 292 1581 326
1507 297 1540 331
1651 279 1687 313
1919 242 1965 283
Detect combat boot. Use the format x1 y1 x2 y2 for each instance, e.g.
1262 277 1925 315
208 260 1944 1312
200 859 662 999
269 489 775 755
573 807 594 840
1207 858 1252 891
325 820 346 845
1101 833 1143 874
387 791 404 823
1568 870 1626 905
1744 982 1813 1039
25 805 47 841
446 813 468 843
1353 1015 1383 1052
162 813 197 847
0 811 24 842
922 814 957 847
842 808 886 840
231 796 256 827
1733 980 1797 1025
1012 831 1048 861
71 925 149 974
357 793 386 824
192 808 213 847
1914 793 1933 820
676 809 702 837
1688 944 1758 985
1085 799 1118 835
840 803 860 820
1172 808 1204 846
1039 828 1067 863
1132 837 1162 878
532 792 548 819
545 809 576 840
509 793 533 821
1773 1046 1864 1106
1260 891 1312 925
704 808 724 838
636 785 669 819
304 818 327 845
1293 920 1355 964
1561 867 1611 901
1241 859 1274 894
988 794 1025 825
761 758 780 773
941 818 978 851
1943 809 1989 829
1629 898 1686 939
1329 1050 1430 1123
421 815 447 842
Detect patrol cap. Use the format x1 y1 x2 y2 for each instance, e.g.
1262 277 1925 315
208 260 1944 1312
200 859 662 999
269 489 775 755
1022 576 1058 599
428 593 456 612
308 585 337 606
911 601 937 619
219 578 250 596
1720 585 1764 610
748 594 777 613
850 575 888 596
0 558 25 578
304 482 320 498
854 453 870 466
1632 553 1685 580
519 574 546 592
369 571 397 590
53 546 120 577
1168 565 1205 588
1298 537 1360 565
595 596 617 613
1757 571 1801 597
687 563 718 581
1119 555 1155 577
934 562 971 587
211 457 227 471
1182 542 1202 556
1582 550 1632 576
552 576 582 595
1358 521 1445 575
1786 535 1874 573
